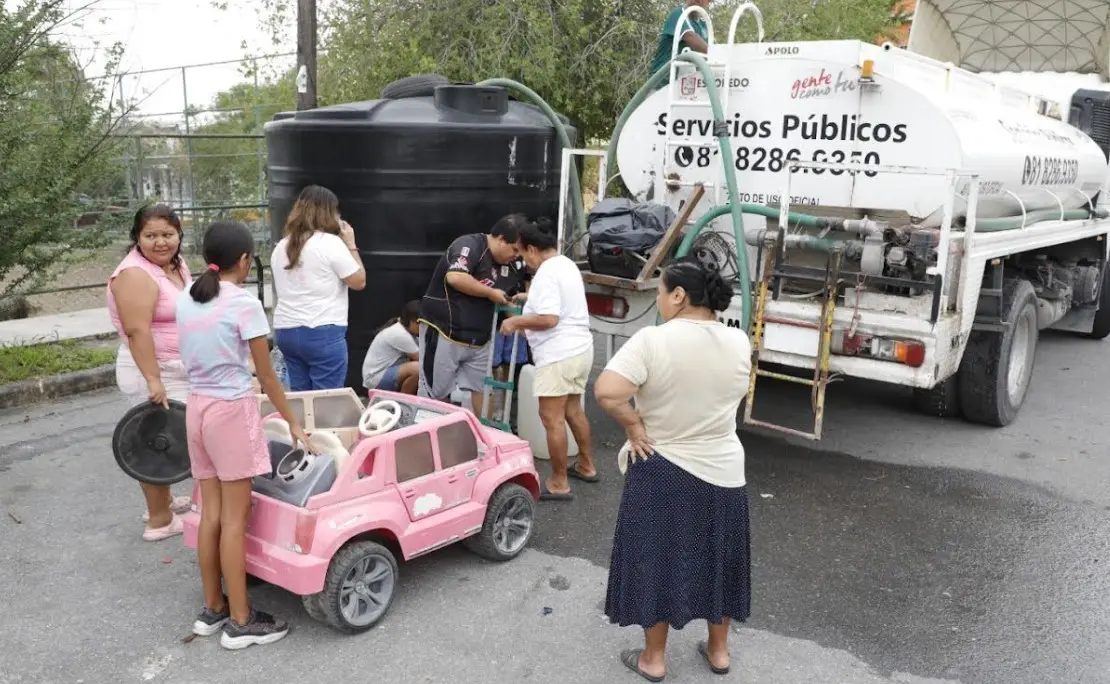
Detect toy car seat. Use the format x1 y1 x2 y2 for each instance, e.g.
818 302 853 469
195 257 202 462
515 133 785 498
263 417 293 444
251 421 351 507
260 418 352 471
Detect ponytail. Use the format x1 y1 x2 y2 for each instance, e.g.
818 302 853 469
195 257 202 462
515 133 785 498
373 317 400 336
375 300 421 336
190 220 257 304
190 268 222 304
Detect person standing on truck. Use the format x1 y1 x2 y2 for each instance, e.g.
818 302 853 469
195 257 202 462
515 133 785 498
418 213 527 415
501 218 598 500
649 0 711 85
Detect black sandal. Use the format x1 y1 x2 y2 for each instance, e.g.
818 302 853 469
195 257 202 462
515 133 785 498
620 649 665 682
566 461 600 483
697 641 730 675
539 483 574 501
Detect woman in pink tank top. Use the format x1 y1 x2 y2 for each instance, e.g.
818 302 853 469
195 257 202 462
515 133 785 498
106 205 193 542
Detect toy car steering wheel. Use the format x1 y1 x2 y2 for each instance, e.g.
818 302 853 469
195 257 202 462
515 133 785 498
358 400 402 437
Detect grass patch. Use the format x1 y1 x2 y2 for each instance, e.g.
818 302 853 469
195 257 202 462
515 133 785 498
0 340 116 385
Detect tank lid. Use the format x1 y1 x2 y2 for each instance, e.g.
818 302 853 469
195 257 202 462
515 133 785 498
434 85 509 116
287 101 385 120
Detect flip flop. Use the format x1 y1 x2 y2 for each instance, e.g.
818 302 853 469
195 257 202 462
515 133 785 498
566 462 600 483
619 649 664 682
539 483 574 501
697 641 730 675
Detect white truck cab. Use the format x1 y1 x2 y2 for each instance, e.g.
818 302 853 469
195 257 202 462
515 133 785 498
574 1 1110 439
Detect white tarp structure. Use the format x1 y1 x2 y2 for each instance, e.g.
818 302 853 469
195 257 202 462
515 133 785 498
907 0 1110 78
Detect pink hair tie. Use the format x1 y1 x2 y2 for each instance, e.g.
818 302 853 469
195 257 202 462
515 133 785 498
207 264 219 272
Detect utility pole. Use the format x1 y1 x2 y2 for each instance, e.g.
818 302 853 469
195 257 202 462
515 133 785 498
296 0 318 110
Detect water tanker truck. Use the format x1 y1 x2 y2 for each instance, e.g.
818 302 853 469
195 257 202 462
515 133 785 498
568 1 1110 439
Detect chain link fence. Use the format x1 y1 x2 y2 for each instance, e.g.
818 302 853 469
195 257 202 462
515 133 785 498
23 53 302 309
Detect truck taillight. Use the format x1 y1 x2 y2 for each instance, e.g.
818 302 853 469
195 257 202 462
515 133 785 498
586 293 628 318
294 511 317 554
831 332 926 367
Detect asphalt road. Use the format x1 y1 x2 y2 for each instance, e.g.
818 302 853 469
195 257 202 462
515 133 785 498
1 330 1108 684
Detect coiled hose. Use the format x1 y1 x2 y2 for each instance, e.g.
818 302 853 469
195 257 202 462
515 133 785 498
476 78 587 241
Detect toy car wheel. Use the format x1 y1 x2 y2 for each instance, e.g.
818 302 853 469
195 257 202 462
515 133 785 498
300 593 328 624
314 541 399 634
464 483 535 561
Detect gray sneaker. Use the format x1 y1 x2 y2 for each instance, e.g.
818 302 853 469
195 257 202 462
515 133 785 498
219 609 290 650
192 599 230 637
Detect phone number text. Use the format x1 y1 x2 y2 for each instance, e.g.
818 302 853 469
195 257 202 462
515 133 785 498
1021 155 1079 186
674 145 881 177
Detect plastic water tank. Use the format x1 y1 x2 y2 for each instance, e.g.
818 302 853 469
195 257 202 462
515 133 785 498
265 83 578 389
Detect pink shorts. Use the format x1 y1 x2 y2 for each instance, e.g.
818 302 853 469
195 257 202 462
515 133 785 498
186 393 271 482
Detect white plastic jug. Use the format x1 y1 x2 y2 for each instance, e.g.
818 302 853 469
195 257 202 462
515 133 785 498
515 364 582 461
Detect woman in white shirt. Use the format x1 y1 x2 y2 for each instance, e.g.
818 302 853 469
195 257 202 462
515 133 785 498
594 257 752 682
501 218 597 500
270 185 367 390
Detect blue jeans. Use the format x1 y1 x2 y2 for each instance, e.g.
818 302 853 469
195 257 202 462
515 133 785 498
275 324 348 391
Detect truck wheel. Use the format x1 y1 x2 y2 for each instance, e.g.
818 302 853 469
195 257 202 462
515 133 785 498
959 279 1039 427
312 541 398 634
912 374 960 418
1086 267 1110 339
464 483 535 562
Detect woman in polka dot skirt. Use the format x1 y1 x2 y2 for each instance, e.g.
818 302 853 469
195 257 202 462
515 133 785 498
594 257 753 682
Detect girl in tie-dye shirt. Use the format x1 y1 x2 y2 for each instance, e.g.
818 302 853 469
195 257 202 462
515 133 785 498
176 220 309 650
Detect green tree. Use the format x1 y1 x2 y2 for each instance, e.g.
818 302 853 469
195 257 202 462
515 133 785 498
0 0 128 298
201 0 907 199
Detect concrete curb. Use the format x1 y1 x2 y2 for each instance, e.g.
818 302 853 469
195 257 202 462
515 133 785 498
0 364 116 410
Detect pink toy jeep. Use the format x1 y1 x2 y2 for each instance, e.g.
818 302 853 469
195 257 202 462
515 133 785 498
181 388 540 633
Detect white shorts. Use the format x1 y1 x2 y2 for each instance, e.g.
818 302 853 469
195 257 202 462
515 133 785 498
116 345 191 407
533 348 593 398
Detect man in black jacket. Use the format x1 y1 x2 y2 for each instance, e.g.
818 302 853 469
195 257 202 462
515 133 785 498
418 213 528 415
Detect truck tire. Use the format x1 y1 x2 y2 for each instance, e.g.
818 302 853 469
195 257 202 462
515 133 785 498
1086 267 1110 339
381 74 449 99
463 483 535 562
312 540 399 633
912 374 960 418
959 279 1039 427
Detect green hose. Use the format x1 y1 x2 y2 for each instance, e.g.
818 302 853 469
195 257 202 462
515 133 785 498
976 208 1109 232
605 64 670 189
603 57 756 327
673 51 752 328
674 204 848 259
483 55 754 328
476 78 587 242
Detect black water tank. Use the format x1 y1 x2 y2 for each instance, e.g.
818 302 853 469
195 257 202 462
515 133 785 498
265 84 578 390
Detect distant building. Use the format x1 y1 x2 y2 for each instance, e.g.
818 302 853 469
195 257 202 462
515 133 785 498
118 121 193 206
